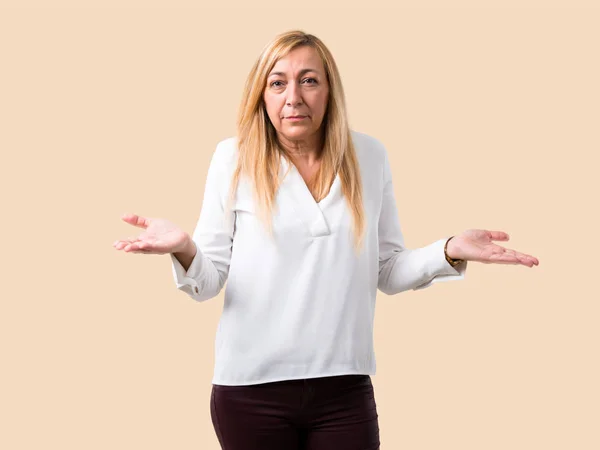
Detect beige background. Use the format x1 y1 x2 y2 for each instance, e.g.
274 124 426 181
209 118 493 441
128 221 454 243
1 1 598 449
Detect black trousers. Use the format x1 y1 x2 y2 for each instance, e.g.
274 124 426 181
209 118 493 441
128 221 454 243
210 374 380 450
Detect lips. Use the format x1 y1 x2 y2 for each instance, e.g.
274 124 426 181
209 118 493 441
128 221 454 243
286 115 306 118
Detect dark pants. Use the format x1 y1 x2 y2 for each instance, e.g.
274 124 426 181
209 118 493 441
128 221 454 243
210 374 380 450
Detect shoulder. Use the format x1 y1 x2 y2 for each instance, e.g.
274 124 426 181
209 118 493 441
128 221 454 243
350 129 389 178
212 131 389 170
215 131 385 158
205 136 239 175
350 129 388 160
214 136 239 162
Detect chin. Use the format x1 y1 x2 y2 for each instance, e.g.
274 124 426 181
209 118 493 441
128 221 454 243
285 125 309 130
287 130 312 139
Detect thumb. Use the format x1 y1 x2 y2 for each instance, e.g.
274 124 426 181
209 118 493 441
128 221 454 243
121 213 150 229
489 230 510 241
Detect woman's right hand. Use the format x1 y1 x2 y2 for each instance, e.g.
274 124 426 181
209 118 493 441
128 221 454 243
113 213 190 255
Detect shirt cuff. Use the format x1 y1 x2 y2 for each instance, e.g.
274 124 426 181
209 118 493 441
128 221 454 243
170 241 206 294
413 237 468 290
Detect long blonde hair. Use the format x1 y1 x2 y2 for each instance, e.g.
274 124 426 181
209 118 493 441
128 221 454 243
226 30 366 253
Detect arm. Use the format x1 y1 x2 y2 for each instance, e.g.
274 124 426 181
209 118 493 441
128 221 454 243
170 141 235 302
377 146 467 295
172 235 197 272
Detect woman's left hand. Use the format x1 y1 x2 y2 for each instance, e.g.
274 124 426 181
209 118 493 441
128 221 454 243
446 229 539 267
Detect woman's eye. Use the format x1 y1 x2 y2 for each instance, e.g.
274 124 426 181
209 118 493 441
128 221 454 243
270 78 317 88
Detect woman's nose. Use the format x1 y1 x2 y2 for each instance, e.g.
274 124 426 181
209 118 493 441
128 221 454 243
286 83 302 105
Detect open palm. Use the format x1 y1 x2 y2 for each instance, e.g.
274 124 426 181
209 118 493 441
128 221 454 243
447 229 539 267
113 213 189 255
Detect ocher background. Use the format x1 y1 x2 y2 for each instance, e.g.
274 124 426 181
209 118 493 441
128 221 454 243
2 1 598 449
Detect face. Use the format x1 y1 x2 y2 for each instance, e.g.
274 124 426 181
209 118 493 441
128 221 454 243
263 45 329 146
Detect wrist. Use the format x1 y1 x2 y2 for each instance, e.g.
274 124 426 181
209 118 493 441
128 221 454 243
185 235 197 256
444 236 463 266
174 234 195 256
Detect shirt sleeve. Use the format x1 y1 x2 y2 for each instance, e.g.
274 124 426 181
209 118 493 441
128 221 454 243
170 141 235 302
377 145 467 295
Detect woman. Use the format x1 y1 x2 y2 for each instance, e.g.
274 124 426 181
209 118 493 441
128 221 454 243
113 30 539 450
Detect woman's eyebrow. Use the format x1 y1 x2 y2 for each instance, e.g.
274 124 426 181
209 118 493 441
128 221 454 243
268 68 320 77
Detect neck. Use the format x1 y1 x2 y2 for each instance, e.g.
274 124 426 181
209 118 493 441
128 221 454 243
277 131 324 167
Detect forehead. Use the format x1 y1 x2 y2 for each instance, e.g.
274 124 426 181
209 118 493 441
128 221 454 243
268 46 324 76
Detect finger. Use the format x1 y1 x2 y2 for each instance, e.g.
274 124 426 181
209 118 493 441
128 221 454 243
491 250 537 267
123 242 143 252
124 241 155 252
503 247 538 266
499 248 535 267
136 241 150 250
114 240 130 249
516 252 539 267
114 238 136 248
493 246 517 256
121 213 150 229
499 248 533 263
130 247 155 254
487 252 521 264
489 230 510 241
520 253 539 265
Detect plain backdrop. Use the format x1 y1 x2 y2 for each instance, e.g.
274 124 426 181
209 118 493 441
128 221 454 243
1 1 598 449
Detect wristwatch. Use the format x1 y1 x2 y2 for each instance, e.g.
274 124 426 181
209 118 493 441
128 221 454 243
444 236 464 267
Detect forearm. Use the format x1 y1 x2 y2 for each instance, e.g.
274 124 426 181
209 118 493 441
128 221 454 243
172 235 197 272
378 238 467 294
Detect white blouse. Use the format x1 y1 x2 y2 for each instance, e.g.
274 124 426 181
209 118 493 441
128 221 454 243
171 130 467 386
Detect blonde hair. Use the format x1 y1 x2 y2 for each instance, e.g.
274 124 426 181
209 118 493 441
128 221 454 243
226 29 366 253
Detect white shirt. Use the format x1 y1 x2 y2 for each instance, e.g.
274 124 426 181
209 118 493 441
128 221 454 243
171 130 467 386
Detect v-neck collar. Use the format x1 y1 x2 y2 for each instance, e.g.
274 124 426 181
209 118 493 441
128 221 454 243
278 155 340 237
